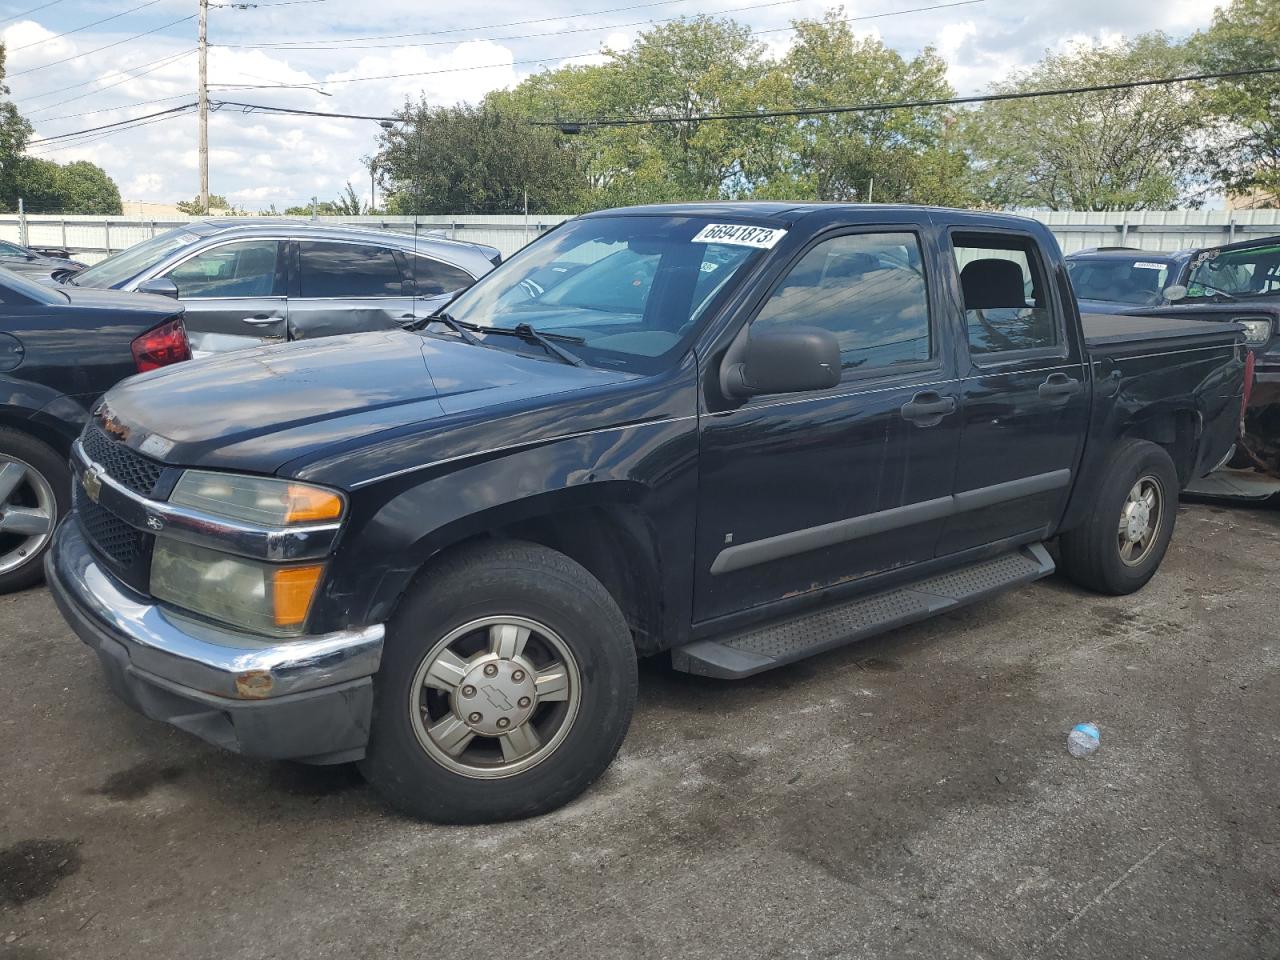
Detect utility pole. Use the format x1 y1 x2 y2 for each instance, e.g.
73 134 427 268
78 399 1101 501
198 0 209 214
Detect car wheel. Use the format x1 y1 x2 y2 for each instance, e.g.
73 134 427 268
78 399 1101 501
1057 439 1179 595
0 428 68 594
360 540 638 823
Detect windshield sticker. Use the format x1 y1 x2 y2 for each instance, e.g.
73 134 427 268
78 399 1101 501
691 224 787 249
1133 262 1166 270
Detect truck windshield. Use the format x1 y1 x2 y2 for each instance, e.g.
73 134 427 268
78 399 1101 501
443 215 769 371
1066 258 1170 305
1185 243 1280 300
70 227 200 289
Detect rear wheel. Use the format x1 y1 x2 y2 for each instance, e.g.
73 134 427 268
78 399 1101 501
360 540 638 823
1057 439 1178 595
0 429 68 594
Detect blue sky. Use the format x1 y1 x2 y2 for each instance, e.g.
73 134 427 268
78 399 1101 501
2 0 1219 212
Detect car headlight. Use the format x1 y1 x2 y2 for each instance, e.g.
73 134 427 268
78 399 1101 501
169 471 345 525
150 539 325 637
1237 318 1273 345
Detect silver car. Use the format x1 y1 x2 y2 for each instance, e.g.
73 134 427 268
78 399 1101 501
64 219 500 354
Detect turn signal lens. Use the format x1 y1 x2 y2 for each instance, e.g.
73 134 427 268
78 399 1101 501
284 485 344 523
170 471 346 526
272 565 325 628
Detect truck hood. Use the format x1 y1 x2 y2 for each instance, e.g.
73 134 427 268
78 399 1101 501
96 329 632 476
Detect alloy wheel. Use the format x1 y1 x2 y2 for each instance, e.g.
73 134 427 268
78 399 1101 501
0 455 56 577
1117 474 1164 567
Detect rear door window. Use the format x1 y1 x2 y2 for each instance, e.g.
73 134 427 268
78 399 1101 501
298 241 404 298
952 232 1059 357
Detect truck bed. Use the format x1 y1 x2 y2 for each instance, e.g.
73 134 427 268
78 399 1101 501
1082 312 1241 350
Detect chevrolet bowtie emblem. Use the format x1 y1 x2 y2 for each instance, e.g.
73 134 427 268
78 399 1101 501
81 467 102 503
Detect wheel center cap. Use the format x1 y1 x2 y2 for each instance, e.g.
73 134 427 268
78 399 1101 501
454 655 537 736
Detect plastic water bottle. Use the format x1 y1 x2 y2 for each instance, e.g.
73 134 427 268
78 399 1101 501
1067 722 1100 758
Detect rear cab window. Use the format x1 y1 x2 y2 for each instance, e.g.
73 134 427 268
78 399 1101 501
952 231 1062 359
298 241 404 298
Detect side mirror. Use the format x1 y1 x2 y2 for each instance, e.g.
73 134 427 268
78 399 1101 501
137 277 180 299
1163 284 1187 302
722 326 841 398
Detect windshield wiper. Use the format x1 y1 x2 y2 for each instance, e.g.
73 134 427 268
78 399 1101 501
1191 281 1237 301
508 323 586 367
425 312 482 345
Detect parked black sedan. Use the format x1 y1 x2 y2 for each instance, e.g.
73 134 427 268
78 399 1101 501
0 238 86 282
0 267 190 592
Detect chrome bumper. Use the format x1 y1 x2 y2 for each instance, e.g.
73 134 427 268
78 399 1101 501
47 520 384 702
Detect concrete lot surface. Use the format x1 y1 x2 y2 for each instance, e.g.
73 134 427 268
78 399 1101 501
1 501 1278 960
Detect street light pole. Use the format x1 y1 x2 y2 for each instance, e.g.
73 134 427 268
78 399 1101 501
198 0 209 214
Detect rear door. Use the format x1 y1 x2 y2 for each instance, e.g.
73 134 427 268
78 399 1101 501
158 238 287 355
401 251 478 322
936 229 1089 556
289 239 415 342
694 225 962 622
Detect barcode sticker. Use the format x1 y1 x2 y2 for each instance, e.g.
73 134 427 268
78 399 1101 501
1133 261 1165 270
691 224 787 248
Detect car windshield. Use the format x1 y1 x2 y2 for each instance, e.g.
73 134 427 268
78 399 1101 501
0 266 68 304
0 241 29 258
1067 257 1171 305
70 227 201 289
443 215 768 371
1185 242 1280 300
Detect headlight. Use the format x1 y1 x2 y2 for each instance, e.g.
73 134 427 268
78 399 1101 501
169 471 344 526
1237 318 1273 345
150 539 324 637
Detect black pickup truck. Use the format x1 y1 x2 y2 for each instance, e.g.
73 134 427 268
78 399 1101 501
46 204 1245 823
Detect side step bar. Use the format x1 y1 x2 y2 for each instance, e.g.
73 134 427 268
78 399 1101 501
671 544 1055 679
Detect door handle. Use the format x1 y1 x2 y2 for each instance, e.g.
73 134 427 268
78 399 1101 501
240 315 279 326
1038 373 1082 400
900 391 957 427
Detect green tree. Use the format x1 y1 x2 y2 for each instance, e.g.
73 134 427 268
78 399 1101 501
963 34 1201 210
376 103 583 215
7 157 121 214
0 42 33 210
780 11 971 204
176 194 233 214
1192 0 1280 205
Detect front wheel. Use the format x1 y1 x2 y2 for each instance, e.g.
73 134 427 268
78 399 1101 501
1057 439 1179 595
0 428 68 594
360 540 638 823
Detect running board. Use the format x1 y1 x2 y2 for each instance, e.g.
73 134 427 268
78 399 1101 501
671 544 1055 679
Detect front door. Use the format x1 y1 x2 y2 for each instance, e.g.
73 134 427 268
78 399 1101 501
694 227 962 623
160 238 287 355
936 229 1090 556
289 239 416 342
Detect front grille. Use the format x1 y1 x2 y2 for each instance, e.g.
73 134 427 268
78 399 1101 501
75 486 146 566
81 425 164 496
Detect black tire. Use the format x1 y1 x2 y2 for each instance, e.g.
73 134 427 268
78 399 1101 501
1057 439 1179 595
360 540 638 823
0 428 70 594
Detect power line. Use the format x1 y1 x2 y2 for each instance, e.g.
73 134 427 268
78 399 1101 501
213 0 847 48
207 66 1280 132
207 0 988 88
538 65 1280 127
0 0 64 26
214 0 869 52
8 13 197 77
8 0 162 52
32 92 195 123
28 102 197 144
26 108 198 156
17 47 194 102
24 49 196 114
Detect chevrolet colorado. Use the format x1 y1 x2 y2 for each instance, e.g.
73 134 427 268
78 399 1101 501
46 204 1245 823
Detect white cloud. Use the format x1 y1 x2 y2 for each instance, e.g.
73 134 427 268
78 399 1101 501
3 0 1227 210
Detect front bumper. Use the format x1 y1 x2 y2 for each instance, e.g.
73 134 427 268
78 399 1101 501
46 520 385 764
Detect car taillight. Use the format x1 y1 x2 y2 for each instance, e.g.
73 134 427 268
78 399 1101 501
131 317 191 373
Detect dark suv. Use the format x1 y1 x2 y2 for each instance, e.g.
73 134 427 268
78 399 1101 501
63 219 501 355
